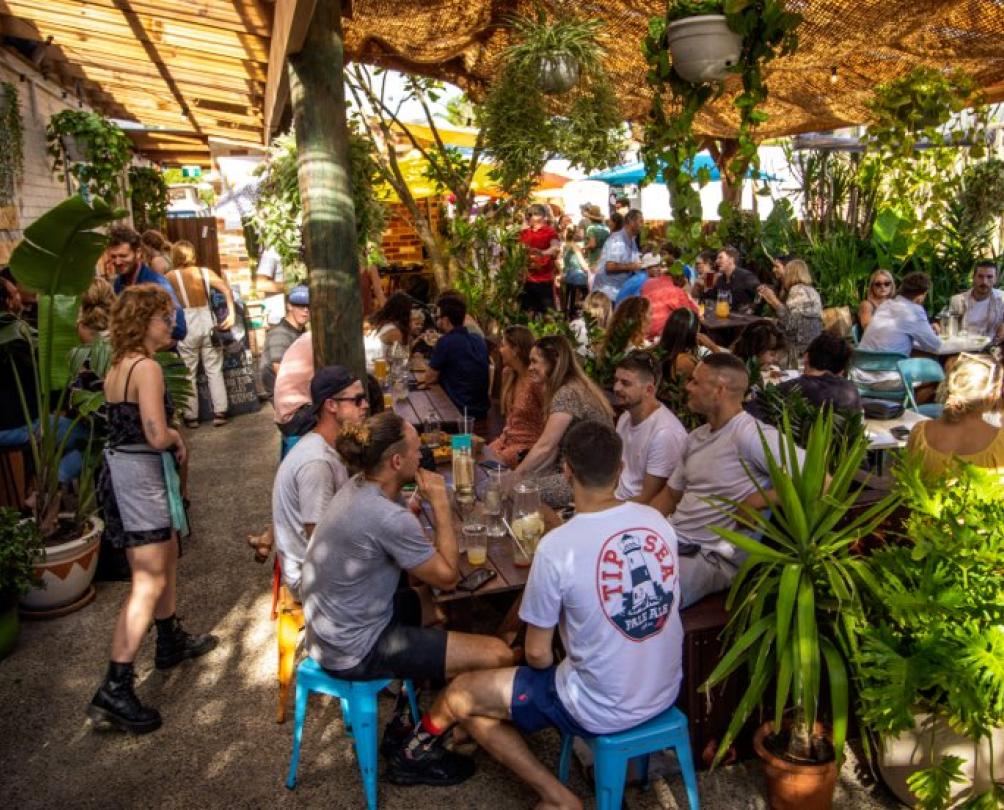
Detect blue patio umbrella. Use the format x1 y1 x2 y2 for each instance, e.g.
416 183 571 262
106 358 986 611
587 153 777 184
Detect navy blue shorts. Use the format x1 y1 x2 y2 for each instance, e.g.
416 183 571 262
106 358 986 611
509 666 591 738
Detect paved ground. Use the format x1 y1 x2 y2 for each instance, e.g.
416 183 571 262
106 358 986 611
0 407 902 809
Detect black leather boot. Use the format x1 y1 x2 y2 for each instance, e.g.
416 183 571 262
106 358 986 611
154 615 218 670
87 661 162 734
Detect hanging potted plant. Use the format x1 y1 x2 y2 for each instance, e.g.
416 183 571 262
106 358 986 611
2 196 126 615
857 459 1004 809
45 110 132 202
128 166 170 233
664 0 741 83
483 10 625 199
701 410 898 809
502 11 603 95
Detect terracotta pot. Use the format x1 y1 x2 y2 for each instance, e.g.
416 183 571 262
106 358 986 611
878 713 1004 807
536 53 580 94
753 721 838 810
20 516 102 612
665 15 742 83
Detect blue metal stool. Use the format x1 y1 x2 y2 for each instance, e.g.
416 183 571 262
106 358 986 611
558 705 699 810
279 433 301 461
285 657 420 809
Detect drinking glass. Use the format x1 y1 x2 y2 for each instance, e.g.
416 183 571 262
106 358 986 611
422 414 441 449
511 481 543 567
463 522 488 566
456 415 475 436
714 290 731 319
482 469 505 537
373 357 389 386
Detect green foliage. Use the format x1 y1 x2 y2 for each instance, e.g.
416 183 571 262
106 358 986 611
449 216 527 335
483 11 625 200
128 166 170 233
0 507 42 597
0 81 24 207
5 196 124 538
804 228 877 310
701 410 899 765
906 756 966 810
857 458 1004 808
46 110 132 201
642 0 801 259
252 128 387 281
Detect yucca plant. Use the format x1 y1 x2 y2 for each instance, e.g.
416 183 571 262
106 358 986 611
857 458 1004 809
701 409 899 766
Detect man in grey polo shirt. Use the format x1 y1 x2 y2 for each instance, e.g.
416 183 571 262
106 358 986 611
653 353 803 607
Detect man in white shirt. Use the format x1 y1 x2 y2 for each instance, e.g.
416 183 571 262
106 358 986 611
612 351 687 504
853 271 943 387
653 353 802 607
949 260 1004 342
272 365 368 599
391 421 683 807
591 209 644 302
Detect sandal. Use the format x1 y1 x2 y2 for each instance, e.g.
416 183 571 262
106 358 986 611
213 413 228 427
184 418 200 429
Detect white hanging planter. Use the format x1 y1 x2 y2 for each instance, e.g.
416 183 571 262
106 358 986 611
536 53 581 95
666 15 742 83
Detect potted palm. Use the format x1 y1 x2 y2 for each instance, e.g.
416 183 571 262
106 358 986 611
2 196 124 614
701 410 898 809
857 458 1004 809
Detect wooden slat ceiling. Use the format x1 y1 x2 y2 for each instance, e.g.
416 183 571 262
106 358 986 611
0 0 272 166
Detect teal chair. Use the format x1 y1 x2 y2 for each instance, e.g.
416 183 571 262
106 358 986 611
851 350 909 402
850 323 861 346
285 657 420 808
557 705 699 809
897 358 945 418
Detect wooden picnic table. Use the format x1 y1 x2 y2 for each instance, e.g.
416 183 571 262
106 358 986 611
390 355 464 429
699 311 770 345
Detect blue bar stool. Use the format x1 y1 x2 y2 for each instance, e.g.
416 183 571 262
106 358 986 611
285 657 420 809
557 705 699 810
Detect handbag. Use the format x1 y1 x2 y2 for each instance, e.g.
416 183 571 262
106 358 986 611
199 269 245 353
861 398 904 420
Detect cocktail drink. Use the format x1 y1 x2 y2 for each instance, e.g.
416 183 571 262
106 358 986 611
373 357 389 385
511 481 543 567
714 290 731 319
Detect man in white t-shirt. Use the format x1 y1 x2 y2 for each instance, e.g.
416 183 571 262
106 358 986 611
272 365 368 599
949 260 1004 342
613 351 687 504
653 353 803 608
393 421 683 807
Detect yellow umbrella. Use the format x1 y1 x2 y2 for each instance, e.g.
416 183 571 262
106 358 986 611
376 151 499 201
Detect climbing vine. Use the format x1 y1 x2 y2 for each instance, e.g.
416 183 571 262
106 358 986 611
128 166 170 233
46 109 132 202
641 0 800 263
0 82 24 207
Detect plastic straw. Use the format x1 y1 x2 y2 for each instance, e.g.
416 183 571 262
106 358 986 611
501 515 529 559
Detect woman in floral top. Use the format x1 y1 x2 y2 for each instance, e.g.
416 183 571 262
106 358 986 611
488 326 545 467
757 259 822 367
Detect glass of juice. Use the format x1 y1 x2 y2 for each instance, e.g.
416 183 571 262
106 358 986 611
714 290 731 319
463 522 488 566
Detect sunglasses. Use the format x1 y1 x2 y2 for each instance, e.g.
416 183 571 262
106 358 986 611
873 281 892 287
332 394 368 406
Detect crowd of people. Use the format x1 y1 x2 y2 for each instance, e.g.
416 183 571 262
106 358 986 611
6 197 1004 808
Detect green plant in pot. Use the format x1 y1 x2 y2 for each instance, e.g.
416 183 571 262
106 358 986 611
2 196 125 613
483 10 624 200
128 166 170 233
857 458 1004 809
701 410 898 808
46 110 132 203
0 507 43 658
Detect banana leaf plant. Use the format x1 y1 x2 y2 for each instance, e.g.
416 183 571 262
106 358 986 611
701 408 899 766
2 196 123 539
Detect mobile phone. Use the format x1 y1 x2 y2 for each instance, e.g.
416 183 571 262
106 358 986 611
457 568 497 593
890 426 912 440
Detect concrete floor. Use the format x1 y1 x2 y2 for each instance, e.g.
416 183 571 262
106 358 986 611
0 407 902 809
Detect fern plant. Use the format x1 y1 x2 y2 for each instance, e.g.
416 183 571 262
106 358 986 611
857 458 1004 809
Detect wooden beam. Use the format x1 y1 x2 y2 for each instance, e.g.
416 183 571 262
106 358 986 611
73 70 260 107
60 48 266 89
289 0 363 375
5 2 270 63
263 0 316 140
45 0 273 38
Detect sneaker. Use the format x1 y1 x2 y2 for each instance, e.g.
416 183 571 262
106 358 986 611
380 712 415 759
386 737 475 787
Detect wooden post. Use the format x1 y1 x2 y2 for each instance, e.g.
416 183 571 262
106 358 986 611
287 0 364 377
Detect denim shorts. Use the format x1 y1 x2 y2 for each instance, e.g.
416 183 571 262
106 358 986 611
509 665 591 738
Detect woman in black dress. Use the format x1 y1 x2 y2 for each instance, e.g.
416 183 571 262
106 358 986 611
88 284 216 734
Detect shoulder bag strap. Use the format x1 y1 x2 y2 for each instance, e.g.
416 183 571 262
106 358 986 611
171 269 190 308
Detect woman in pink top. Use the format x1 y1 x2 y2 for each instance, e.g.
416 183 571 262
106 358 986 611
488 326 545 467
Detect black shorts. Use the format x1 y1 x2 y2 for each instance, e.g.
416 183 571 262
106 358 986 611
520 280 556 316
324 589 447 683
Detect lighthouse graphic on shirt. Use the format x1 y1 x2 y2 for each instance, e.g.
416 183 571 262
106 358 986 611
596 528 676 641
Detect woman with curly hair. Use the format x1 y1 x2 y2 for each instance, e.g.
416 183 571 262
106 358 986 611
88 283 216 735
77 276 116 344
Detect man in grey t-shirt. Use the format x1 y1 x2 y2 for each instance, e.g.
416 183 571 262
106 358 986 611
302 411 518 786
272 365 368 598
653 353 804 607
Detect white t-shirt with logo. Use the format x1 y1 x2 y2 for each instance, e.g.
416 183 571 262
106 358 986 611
519 502 684 734
615 405 687 500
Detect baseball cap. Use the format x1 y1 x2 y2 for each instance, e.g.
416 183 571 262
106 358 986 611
310 365 358 412
288 285 310 307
